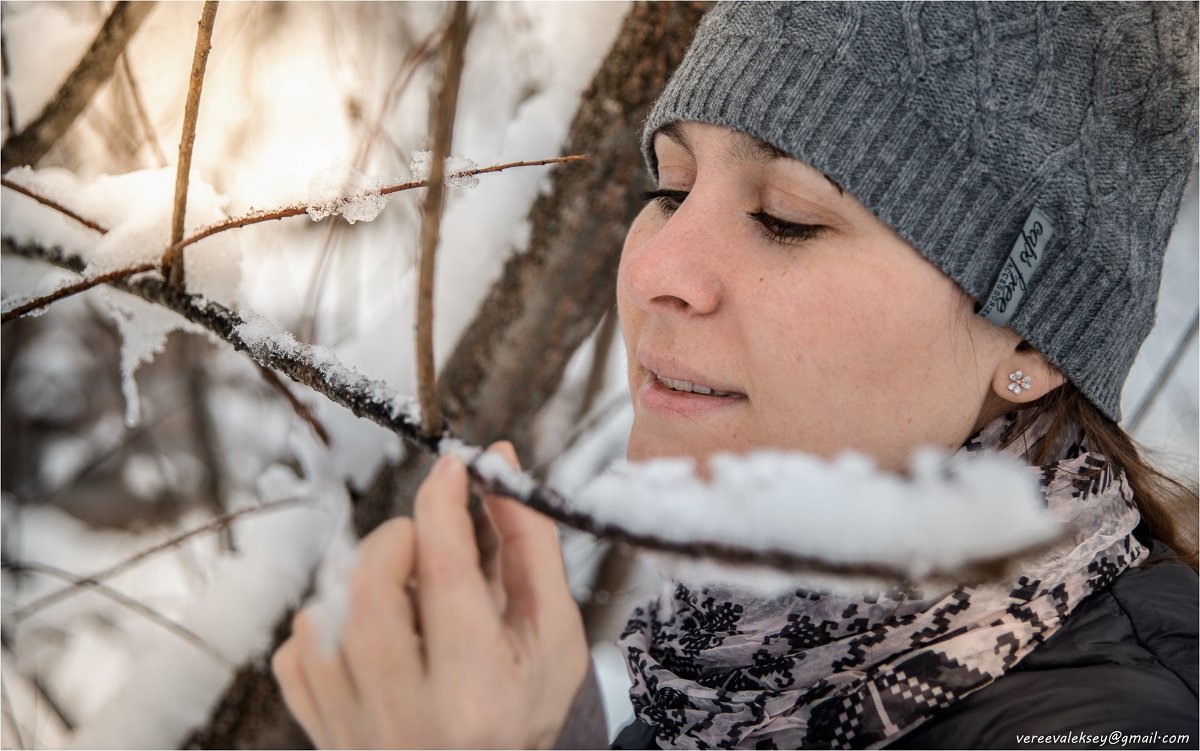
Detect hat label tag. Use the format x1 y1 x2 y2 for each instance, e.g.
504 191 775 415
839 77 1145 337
978 207 1054 325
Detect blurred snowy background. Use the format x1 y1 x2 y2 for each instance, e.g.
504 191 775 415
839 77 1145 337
0 2 1194 748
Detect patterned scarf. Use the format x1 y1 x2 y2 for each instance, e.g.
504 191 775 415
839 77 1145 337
619 412 1146 749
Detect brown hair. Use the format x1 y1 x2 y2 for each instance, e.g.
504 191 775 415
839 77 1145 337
1003 381 1199 570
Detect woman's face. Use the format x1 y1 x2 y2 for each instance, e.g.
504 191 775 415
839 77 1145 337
617 121 1019 471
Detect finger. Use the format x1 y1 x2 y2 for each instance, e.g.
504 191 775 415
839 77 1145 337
342 517 424 690
290 609 361 745
475 499 508 612
481 442 573 627
272 637 328 747
414 454 504 661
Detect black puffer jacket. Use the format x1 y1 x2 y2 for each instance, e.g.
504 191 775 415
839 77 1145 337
608 539 1198 750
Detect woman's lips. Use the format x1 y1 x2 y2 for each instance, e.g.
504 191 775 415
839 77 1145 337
637 370 748 417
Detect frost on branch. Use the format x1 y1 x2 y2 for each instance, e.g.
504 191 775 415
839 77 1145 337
304 164 386 224
408 150 481 189
2 166 242 301
234 309 420 425
570 447 1061 589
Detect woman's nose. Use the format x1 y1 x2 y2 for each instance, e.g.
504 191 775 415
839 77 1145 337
618 201 724 317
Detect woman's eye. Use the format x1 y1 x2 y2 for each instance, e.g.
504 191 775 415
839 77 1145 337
639 189 688 217
746 210 825 245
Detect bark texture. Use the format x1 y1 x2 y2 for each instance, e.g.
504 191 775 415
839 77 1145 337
1 1 156 171
440 1 710 456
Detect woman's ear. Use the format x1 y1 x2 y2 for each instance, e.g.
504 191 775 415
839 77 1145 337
989 346 1066 404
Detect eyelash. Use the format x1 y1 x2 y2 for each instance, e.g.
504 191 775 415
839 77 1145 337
639 189 825 245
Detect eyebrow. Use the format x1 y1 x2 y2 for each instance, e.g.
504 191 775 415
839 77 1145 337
656 122 845 195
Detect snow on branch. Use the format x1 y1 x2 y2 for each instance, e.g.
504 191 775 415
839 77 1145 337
3 233 1061 583
0 155 587 323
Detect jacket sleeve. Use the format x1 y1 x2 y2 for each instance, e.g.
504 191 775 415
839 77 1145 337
554 660 610 750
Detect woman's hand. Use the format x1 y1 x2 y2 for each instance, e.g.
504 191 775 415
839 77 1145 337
271 443 590 749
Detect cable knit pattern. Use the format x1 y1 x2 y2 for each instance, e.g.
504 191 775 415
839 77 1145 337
641 2 1199 422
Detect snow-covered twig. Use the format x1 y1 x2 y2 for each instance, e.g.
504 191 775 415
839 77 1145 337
9 496 299 623
0 1 156 170
415 2 469 438
0 176 108 234
2 240 1059 584
9 561 233 667
163 1 219 289
0 155 587 324
1 261 154 322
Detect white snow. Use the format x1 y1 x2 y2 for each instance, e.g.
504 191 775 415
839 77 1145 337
572 446 1061 585
1 4 98 133
407 151 481 189
305 163 387 224
64 433 351 749
100 289 206 427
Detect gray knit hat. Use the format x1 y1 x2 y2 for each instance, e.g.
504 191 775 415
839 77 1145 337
641 2 1198 423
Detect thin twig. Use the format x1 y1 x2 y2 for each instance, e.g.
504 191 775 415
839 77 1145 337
9 497 298 623
181 339 235 551
1 156 586 325
255 364 332 445
10 562 233 667
2 262 154 323
120 53 167 168
299 25 444 343
416 1 469 438
0 1 156 170
1127 310 1200 434
163 1 219 289
0 177 108 233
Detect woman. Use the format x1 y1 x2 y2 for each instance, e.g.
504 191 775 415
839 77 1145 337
272 3 1198 748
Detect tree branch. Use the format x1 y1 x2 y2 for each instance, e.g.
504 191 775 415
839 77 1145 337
0 1 157 171
0 238 1035 583
416 2 469 438
8 495 298 623
2 262 154 323
0 176 108 234
9 561 233 667
439 2 711 456
120 53 167 168
1 156 586 324
164 1 220 289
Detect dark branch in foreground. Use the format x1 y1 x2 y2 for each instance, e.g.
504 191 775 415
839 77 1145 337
0 238 1038 584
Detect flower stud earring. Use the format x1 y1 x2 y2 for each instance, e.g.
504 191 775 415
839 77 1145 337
1008 370 1033 395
